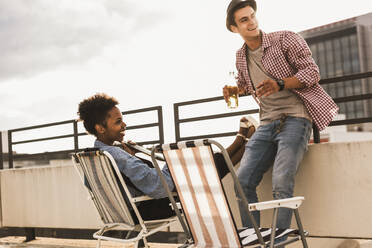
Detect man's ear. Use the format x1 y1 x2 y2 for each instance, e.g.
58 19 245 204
95 124 106 134
230 24 238 33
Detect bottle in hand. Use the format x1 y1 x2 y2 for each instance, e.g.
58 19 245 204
223 85 239 109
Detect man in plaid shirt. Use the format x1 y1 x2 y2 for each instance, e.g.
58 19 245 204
223 0 338 233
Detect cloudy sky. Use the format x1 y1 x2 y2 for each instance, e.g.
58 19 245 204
0 0 371 151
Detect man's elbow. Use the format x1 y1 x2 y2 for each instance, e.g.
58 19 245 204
297 69 320 88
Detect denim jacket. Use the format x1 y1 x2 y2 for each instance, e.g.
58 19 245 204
94 140 174 199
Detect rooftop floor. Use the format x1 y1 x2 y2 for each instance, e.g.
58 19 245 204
2 236 372 248
0 236 179 248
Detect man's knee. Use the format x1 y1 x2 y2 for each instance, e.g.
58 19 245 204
272 174 295 199
272 190 292 200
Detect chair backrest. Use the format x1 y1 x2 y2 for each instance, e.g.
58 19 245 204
160 140 241 248
73 150 136 226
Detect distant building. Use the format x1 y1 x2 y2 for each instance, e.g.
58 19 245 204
300 12 372 131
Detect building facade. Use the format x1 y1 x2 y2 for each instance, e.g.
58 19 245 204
300 12 372 131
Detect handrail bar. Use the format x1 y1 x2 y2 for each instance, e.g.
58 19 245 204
333 93 372 103
9 120 75 133
319 71 372 85
174 71 372 143
179 109 259 124
3 106 164 169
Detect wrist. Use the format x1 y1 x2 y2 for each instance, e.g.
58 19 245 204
276 79 285 91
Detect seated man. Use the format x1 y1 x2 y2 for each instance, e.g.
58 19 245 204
77 93 256 221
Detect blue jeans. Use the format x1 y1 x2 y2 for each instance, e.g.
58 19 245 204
236 116 312 229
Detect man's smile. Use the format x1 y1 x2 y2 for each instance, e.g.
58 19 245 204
248 26 257 31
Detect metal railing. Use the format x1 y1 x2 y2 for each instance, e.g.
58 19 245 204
1 71 371 169
321 71 372 127
1 106 164 169
174 71 372 143
174 95 258 142
5 119 79 170
122 106 165 145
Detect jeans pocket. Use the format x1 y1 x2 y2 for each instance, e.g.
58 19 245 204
281 117 311 144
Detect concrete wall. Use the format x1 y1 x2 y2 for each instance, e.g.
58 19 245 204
223 140 372 239
0 165 101 229
1 141 372 239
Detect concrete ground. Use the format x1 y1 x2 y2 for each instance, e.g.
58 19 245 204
1 236 372 248
0 236 179 248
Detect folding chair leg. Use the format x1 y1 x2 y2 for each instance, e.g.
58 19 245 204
134 240 139 248
270 208 279 248
143 237 149 248
294 209 308 248
96 239 101 248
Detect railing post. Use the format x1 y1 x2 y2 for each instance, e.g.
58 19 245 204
157 107 164 144
73 120 79 152
0 131 3 170
174 104 180 142
313 123 320 144
8 130 13 169
24 227 36 241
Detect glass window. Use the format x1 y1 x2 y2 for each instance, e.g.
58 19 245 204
333 39 343 76
317 42 327 78
353 80 362 95
339 102 346 115
346 84 353 96
368 99 372 117
341 36 351 74
322 84 329 92
368 78 372 94
346 102 355 119
337 81 346 98
304 30 364 123
329 83 337 98
325 40 334 77
349 34 360 73
309 44 318 60
355 100 364 118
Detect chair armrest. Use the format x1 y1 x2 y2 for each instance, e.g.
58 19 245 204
170 202 182 211
133 192 178 203
248 196 304 211
133 195 153 202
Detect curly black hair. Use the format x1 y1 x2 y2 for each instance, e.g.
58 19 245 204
78 93 119 136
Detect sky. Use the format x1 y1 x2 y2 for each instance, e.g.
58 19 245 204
0 0 371 152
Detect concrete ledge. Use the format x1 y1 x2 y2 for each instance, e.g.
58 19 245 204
1 141 372 238
222 140 372 238
0 165 101 229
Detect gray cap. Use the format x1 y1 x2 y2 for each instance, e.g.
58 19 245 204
226 0 257 32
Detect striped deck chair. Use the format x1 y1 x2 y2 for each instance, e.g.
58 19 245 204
150 139 308 248
72 149 177 248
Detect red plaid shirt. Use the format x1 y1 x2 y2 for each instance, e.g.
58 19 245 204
236 31 339 131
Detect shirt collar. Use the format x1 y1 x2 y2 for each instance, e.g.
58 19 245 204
241 30 271 52
94 139 107 148
261 31 271 50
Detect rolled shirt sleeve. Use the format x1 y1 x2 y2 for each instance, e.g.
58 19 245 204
283 31 320 88
236 67 249 94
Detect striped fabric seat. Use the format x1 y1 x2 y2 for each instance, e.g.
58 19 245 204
151 139 309 248
77 151 134 225
73 149 176 248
